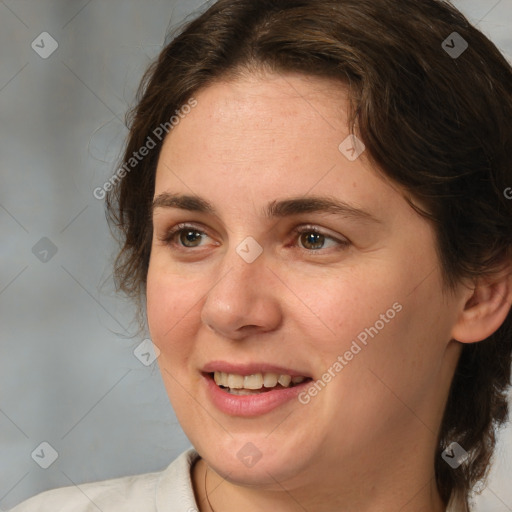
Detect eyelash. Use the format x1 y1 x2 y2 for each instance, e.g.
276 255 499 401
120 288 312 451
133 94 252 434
159 223 350 254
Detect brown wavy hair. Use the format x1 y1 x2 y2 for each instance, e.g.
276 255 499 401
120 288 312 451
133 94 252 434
105 0 512 509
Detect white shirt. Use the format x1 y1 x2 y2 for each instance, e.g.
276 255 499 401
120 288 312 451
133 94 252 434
10 448 458 511
9 448 201 511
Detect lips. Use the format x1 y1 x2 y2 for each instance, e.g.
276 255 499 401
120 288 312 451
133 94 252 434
201 370 314 416
201 360 312 378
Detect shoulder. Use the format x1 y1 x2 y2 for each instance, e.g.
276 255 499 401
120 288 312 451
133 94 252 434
9 448 201 512
9 471 160 512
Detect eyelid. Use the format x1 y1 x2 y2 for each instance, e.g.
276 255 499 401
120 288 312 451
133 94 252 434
158 222 213 245
290 224 350 251
158 222 350 252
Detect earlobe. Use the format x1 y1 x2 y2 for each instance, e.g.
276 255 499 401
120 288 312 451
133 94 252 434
450 270 512 344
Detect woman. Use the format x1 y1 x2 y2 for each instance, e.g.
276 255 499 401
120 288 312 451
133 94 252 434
11 0 512 510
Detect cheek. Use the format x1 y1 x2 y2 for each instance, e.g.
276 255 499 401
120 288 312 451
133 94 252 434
146 264 196 352
290 265 408 353
342 280 453 412
296 260 447 392
146 269 201 409
146 275 171 340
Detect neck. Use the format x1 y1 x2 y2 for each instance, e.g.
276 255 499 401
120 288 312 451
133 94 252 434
192 452 446 512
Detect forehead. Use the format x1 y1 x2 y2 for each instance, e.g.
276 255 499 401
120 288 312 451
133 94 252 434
196 71 351 118
160 72 351 159
153 72 403 219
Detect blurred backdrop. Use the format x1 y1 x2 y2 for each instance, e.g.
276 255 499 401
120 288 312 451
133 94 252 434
1 0 511 510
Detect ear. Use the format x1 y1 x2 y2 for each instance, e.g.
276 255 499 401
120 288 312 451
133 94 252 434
451 266 512 343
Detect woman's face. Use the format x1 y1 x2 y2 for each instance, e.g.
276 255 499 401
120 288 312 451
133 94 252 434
146 72 465 492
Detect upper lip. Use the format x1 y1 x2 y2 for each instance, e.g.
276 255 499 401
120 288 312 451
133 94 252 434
202 361 311 378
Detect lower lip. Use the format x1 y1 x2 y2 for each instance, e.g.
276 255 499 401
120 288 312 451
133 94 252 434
202 373 313 417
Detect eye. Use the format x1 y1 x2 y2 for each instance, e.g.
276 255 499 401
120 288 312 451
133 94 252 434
291 225 350 252
158 223 350 253
159 223 212 249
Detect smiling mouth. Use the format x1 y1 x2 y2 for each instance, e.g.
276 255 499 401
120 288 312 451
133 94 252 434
207 372 313 395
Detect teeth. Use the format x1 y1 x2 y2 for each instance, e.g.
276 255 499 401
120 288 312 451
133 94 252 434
278 374 292 387
227 373 244 389
263 373 278 387
227 388 263 395
213 372 225 386
244 373 263 389
212 371 307 390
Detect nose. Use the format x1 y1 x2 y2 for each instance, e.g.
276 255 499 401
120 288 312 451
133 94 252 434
200 244 283 341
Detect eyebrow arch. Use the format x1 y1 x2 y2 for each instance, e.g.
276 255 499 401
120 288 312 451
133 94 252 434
152 192 381 224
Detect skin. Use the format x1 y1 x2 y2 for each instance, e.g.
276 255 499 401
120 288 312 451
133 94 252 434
146 71 512 512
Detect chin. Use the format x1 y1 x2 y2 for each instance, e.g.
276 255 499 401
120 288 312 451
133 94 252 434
199 438 310 488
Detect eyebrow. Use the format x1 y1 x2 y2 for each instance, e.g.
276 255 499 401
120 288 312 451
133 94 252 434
151 192 381 224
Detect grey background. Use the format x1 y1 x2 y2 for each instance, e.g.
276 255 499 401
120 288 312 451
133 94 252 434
0 0 511 510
